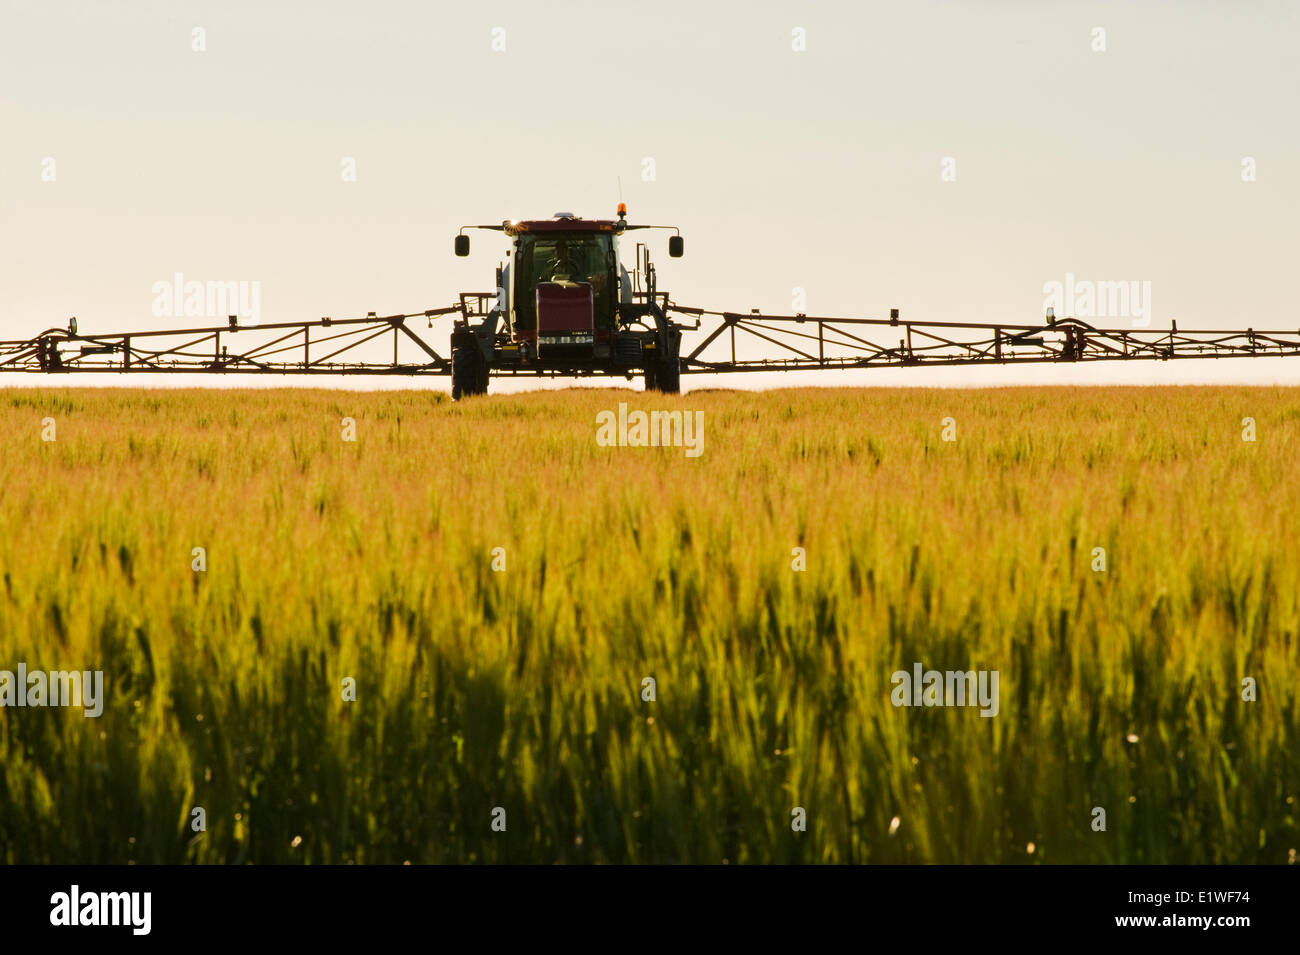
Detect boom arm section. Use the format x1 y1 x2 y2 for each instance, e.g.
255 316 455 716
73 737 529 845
3 301 1298 378
0 308 462 376
674 309 1300 373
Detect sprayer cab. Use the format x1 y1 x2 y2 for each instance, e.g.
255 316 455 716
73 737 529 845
449 208 685 398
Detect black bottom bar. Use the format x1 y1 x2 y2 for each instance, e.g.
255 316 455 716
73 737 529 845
0 863 1285 941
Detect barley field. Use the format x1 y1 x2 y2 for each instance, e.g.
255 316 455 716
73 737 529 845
0 386 1296 864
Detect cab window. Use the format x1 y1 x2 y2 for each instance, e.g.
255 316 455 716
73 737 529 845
513 233 614 331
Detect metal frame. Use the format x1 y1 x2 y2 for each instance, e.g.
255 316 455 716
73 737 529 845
4 299 1299 378
676 311 1300 374
2 309 458 376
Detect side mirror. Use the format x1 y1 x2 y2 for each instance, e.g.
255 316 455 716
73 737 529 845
668 235 683 258
455 235 470 257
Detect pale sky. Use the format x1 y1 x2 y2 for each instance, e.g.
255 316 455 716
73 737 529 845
2 0 1297 390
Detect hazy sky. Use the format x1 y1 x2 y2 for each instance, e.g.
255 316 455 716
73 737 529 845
2 0 1297 390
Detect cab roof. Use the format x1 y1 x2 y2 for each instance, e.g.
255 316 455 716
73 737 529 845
505 215 620 236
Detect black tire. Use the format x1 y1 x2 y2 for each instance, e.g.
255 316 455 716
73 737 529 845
614 335 642 367
452 346 488 400
643 359 658 392
655 355 681 394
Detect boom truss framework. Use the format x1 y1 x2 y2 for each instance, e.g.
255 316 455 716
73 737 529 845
3 299 1299 378
675 309 1300 372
